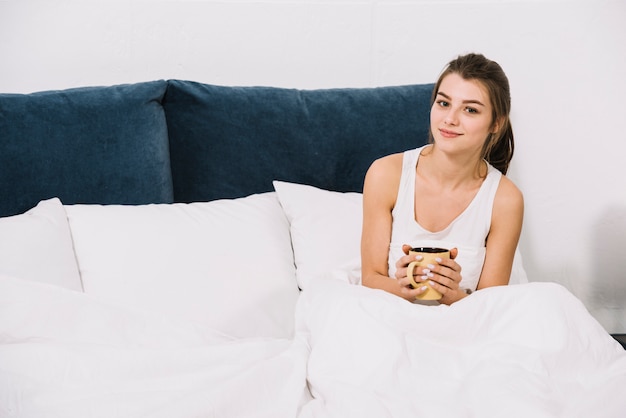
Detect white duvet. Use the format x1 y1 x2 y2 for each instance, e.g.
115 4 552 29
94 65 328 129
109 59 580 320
2 274 625 418
0 275 310 418
296 279 626 418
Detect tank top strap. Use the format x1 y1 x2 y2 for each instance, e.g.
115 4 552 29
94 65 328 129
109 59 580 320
393 147 422 216
471 163 502 228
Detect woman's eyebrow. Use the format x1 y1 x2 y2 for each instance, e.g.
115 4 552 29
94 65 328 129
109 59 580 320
436 91 486 107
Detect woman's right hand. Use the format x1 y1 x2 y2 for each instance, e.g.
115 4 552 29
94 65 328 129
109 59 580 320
394 244 430 299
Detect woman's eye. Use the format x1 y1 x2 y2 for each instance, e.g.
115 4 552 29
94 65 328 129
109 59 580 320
436 100 449 107
465 107 478 114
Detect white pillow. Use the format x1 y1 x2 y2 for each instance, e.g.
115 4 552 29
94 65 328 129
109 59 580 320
64 192 300 339
0 198 83 291
273 181 363 290
273 181 529 290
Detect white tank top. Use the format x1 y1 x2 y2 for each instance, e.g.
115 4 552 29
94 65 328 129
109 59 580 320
388 146 502 292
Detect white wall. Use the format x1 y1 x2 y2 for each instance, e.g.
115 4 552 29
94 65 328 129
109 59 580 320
2 0 625 332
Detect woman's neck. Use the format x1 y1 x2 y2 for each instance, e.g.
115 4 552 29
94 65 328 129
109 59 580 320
418 144 486 190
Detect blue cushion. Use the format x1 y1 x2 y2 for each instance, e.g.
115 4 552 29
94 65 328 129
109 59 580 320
0 81 173 217
164 80 433 203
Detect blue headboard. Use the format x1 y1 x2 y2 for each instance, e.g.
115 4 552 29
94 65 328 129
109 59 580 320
0 80 433 217
163 80 434 202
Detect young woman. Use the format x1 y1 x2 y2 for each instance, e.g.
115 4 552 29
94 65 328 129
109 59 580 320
361 53 524 305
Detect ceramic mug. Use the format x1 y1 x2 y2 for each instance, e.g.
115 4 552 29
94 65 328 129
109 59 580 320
407 247 450 300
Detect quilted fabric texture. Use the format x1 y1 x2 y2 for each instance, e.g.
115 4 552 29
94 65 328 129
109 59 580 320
164 80 433 203
0 81 172 217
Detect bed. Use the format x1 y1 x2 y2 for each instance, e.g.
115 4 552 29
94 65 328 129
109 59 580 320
0 80 624 417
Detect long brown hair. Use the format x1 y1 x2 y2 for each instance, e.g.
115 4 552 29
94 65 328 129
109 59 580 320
430 53 514 174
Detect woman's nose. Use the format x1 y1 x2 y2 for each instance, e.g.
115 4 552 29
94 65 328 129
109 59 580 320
444 108 459 125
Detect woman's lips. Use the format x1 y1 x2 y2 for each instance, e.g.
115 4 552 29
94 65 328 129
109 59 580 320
439 128 461 138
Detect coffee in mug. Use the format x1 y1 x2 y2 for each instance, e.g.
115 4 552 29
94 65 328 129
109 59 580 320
407 247 450 300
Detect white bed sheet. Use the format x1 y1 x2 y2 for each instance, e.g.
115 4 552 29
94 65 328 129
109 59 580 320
2 273 625 418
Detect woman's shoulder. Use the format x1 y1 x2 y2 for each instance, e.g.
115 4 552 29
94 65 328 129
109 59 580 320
369 151 404 172
365 152 405 184
363 152 405 198
494 175 524 214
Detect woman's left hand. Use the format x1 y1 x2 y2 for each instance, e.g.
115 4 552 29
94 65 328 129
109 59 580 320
421 247 466 305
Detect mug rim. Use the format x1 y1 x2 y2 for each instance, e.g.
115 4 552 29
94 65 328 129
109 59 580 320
409 247 449 253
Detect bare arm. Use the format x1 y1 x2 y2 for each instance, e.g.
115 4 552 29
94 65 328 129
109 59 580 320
477 176 524 289
361 154 429 301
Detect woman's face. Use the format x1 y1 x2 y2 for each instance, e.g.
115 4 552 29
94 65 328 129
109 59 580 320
430 73 495 156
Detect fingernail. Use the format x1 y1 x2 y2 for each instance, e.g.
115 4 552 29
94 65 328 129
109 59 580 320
429 280 436 286
427 264 435 269
420 275 428 282
420 286 428 291
422 268 430 274
435 258 442 263
415 255 423 261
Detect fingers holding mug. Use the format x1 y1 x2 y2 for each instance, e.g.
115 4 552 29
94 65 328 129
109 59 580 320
395 249 423 280
406 247 450 301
